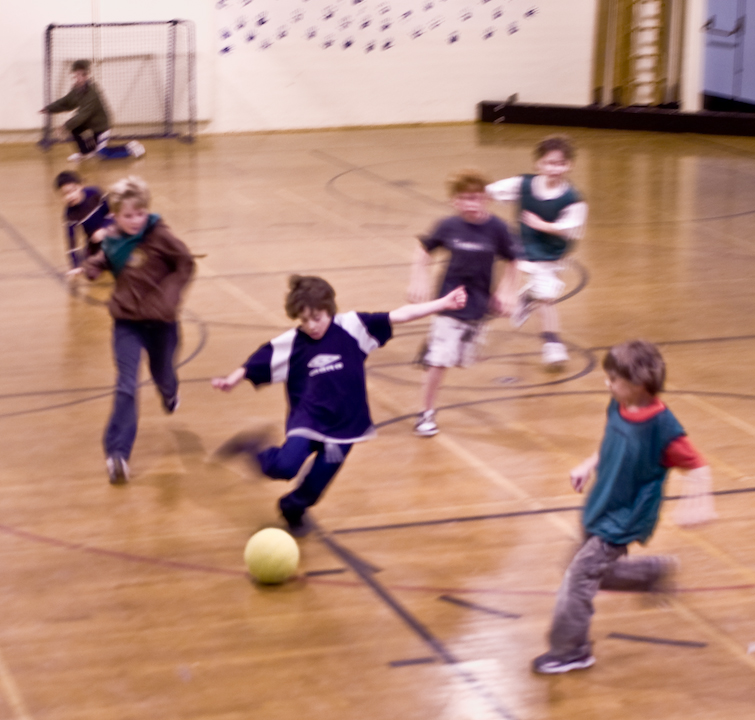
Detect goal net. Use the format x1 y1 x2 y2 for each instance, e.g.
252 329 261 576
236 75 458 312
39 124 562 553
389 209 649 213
42 20 196 145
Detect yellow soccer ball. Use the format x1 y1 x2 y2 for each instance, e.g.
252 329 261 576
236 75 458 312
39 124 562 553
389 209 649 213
244 528 300 584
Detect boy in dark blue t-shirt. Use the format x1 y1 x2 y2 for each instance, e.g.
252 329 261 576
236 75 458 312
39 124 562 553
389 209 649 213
408 170 521 437
532 340 716 675
54 171 111 269
212 274 466 532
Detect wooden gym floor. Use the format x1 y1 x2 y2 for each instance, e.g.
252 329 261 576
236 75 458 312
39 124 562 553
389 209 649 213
1 124 754 720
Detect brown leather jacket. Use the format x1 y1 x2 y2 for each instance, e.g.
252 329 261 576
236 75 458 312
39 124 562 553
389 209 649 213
83 220 195 322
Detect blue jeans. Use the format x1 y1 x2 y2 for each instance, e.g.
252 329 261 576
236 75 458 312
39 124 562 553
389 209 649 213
258 437 352 524
104 319 179 459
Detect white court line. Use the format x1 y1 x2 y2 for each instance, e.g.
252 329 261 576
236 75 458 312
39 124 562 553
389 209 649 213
0 646 32 720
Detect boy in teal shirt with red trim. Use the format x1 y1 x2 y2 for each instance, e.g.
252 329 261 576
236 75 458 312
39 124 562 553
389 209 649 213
533 340 716 674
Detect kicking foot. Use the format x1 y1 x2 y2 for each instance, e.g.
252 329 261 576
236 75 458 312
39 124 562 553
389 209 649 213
214 428 273 469
282 512 314 538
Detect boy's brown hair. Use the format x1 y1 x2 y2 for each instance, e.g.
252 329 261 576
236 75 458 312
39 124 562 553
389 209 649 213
108 176 151 213
285 275 337 319
603 340 666 395
535 134 575 162
446 169 491 197
71 59 91 73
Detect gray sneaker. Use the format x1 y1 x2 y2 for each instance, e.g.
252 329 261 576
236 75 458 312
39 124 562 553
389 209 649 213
532 651 595 674
414 410 439 437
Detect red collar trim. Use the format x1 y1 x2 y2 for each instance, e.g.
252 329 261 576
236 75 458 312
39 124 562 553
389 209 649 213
618 397 665 422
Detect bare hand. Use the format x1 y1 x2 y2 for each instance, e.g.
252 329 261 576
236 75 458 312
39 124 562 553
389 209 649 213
90 228 108 244
211 377 235 392
490 292 516 317
442 285 467 310
570 457 597 492
520 210 549 232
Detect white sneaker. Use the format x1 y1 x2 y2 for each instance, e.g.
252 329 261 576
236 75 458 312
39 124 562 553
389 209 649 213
511 292 536 328
414 410 439 437
127 140 146 158
542 342 568 366
68 151 97 162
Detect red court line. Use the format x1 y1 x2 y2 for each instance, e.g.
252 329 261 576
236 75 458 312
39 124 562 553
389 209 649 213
2 522 754 596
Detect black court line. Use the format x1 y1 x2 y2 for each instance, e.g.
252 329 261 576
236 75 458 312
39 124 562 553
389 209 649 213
0 311 208 420
373 386 755 433
303 568 347 577
389 657 437 668
368 343 599 392
333 505 582 535
0 212 66 283
316 525 520 720
439 595 521 619
607 632 708 648
332 485 755 536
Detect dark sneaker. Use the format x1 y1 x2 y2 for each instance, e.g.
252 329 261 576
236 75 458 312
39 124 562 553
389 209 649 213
214 428 273 470
532 651 595 675
283 512 313 538
106 455 130 485
414 410 439 437
162 393 180 414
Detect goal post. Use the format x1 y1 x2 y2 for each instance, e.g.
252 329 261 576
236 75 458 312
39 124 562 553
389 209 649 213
42 20 197 147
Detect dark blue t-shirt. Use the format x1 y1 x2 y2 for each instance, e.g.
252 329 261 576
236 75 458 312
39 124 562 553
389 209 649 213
65 186 110 241
421 215 520 321
244 312 392 443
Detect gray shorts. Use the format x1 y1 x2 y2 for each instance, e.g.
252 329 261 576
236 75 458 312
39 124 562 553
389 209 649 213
422 314 487 368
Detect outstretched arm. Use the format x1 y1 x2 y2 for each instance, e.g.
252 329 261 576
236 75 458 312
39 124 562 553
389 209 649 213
211 366 246 392
389 285 467 325
570 451 599 492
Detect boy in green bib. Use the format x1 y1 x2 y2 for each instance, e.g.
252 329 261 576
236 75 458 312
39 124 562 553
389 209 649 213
487 135 587 367
532 340 716 674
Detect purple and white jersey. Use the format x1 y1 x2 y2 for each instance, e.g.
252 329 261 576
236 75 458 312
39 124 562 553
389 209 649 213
244 311 392 443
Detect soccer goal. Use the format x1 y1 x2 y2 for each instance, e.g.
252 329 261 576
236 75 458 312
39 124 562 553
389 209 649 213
42 20 197 146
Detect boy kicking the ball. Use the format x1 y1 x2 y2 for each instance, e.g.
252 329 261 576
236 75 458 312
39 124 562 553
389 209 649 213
532 340 716 674
211 275 466 532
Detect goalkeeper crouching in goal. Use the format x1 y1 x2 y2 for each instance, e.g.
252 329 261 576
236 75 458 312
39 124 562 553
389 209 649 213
41 59 145 162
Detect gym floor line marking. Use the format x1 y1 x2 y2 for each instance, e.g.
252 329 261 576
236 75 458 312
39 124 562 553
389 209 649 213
317 527 520 720
389 657 437 667
439 595 521 619
607 632 707 648
0 645 33 720
2 520 754 596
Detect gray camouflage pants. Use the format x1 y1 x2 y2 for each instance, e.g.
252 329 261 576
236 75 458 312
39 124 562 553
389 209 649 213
547 534 669 658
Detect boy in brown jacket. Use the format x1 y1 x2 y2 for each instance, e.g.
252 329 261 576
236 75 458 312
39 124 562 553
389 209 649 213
76 176 194 483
